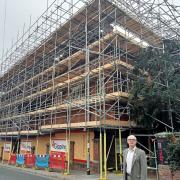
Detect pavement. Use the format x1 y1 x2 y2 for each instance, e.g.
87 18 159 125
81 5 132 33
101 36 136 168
0 163 156 180
0 165 54 180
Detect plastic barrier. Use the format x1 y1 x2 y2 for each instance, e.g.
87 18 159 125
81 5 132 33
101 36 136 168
35 155 49 169
8 154 16 165
16 154 25 166
49 152 66 170
24 154 36 167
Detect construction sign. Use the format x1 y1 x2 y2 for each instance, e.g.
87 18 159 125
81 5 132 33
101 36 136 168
20 141 32 152
4 143 11 152
51 140 66 153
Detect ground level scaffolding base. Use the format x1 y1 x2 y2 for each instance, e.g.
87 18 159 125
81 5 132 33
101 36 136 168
113 170 123 175
99 178 108 180
63 171 70 175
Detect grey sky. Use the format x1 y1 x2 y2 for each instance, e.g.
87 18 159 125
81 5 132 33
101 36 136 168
0 0 180 61
0 0 54 58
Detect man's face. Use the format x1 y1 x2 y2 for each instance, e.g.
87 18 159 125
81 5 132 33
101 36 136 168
127 136 137 148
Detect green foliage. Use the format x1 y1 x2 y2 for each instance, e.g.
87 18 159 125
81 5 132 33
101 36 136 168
129 40 180 129
167 137 180 171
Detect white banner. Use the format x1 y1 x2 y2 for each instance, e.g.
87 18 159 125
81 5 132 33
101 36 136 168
4 143 11 152
20 141 32 152
51 140 66 152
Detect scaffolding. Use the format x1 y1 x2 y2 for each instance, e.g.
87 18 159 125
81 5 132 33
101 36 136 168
0 0 179 178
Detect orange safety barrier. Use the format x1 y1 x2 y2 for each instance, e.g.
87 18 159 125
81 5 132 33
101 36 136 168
49 152 66 170
8 154 16 165
24 154 36 167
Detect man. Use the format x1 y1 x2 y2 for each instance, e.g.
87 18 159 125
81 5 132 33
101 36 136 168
123 135 147 180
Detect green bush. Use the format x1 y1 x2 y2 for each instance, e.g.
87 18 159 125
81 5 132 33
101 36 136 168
167 137 180 171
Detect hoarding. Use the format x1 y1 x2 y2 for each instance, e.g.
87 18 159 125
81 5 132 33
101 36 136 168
4 143 11 152
20 141 32 152
51 140 66 152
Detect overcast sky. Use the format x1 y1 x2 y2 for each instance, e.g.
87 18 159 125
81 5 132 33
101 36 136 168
0 0 180 61
0 0 54 59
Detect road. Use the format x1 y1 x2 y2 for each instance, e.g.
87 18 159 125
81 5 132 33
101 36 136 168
0 165 55 180
0 164 156 180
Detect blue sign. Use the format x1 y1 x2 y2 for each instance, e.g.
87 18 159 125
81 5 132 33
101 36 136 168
35 155 49 168
16 154 24 165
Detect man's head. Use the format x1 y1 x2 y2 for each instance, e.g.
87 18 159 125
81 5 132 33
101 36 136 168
127 135 137 149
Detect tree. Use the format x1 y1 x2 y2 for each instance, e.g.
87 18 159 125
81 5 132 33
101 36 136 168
167 137 180 171
129 40 180 131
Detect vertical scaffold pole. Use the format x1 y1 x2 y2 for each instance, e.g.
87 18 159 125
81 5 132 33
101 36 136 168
9 135 13 162
64 105 70 175
85 3 90 175
153 139 159 180
115 134 118 171
67 132 70 175
36 134 39 155
16 134 20 155
2 122 8 163
119 128 123 173
86 129 90 175
100 130 103 179
104 129 107 179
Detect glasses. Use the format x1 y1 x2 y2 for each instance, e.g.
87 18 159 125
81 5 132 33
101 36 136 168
127 139 136 141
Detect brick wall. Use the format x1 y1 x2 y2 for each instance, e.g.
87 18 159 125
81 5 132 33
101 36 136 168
158 165 180 180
